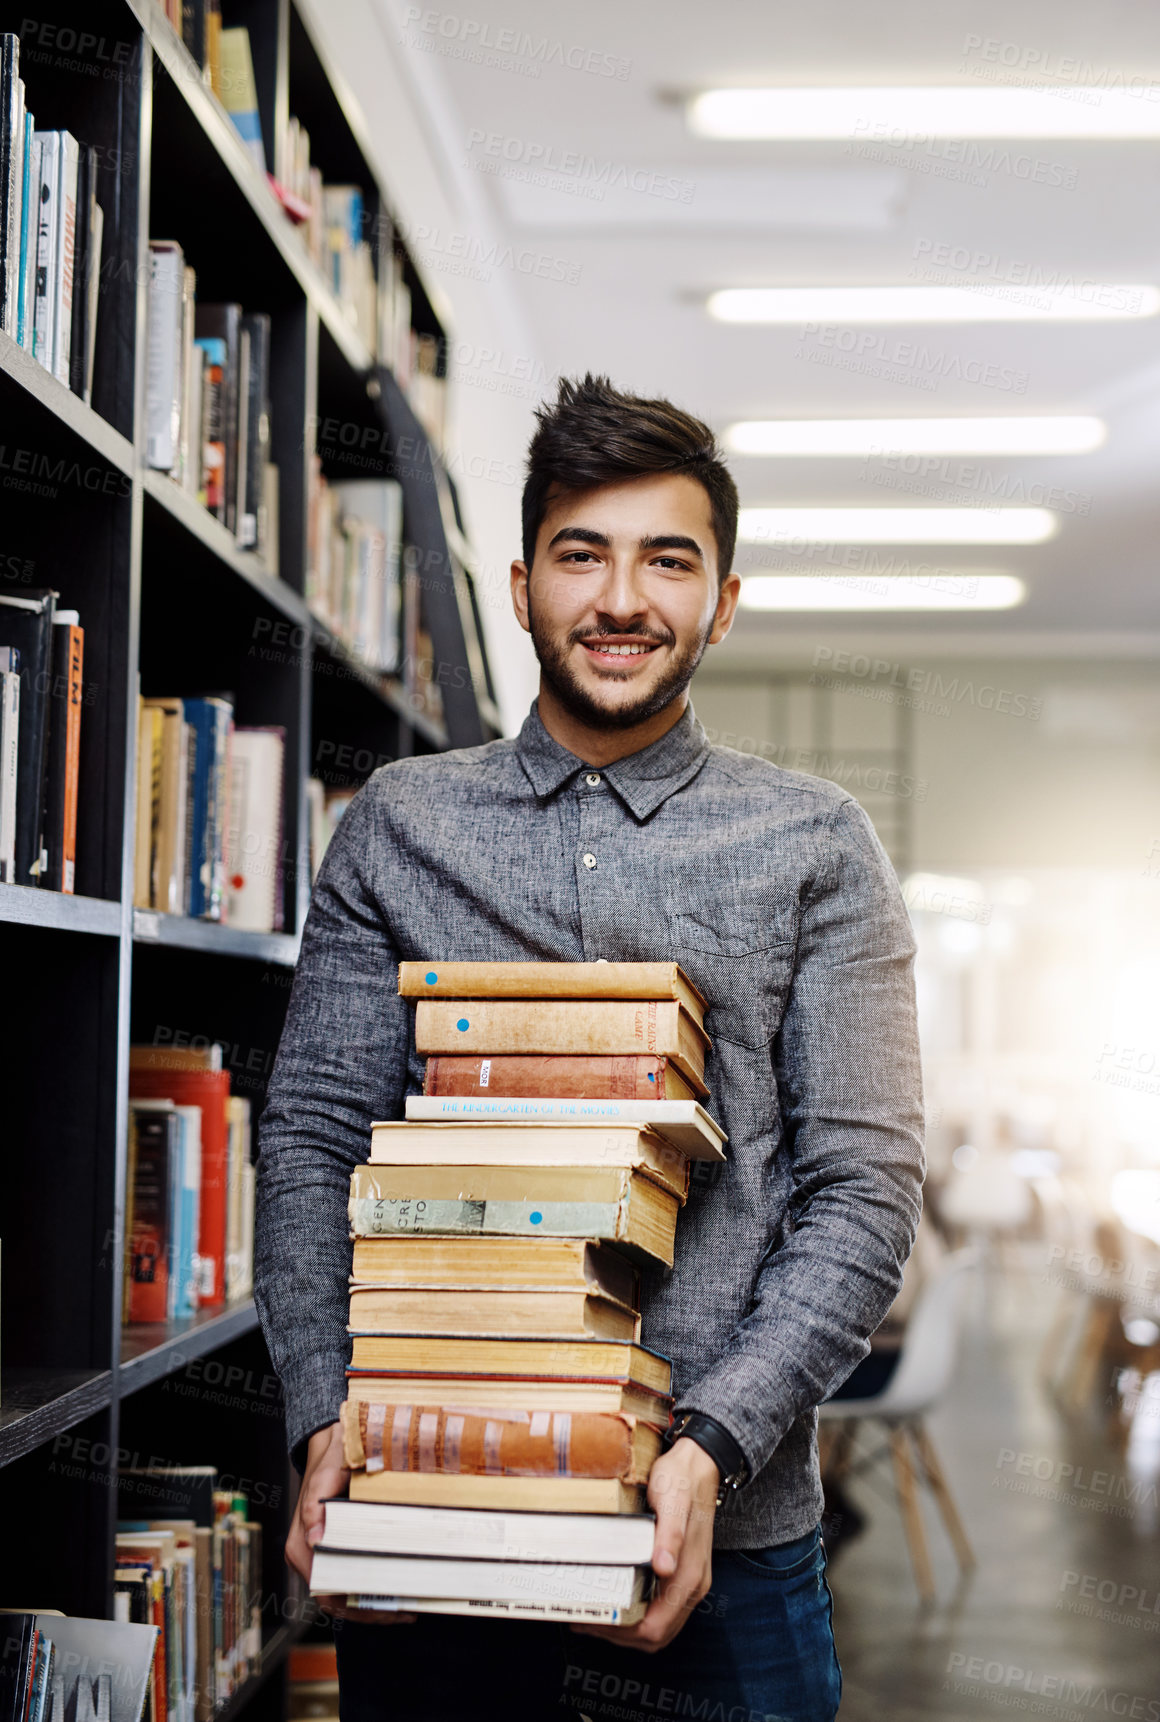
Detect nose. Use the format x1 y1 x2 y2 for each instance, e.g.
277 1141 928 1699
592 556 649 628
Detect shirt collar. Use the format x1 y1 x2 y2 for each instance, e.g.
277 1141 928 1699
515 701 710 820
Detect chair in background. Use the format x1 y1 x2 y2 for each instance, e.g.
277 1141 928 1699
818 1248 979 1603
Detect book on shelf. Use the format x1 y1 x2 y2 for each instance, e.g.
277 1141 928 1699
306 778 355 882
117 1469 261 1717
305 471 404 674
348 1162 680 1267
217 28 266 176
129 1047 242 1309
422 1051 701 1102
41 611 83 893
0 589 57 888
223 725 285 932
0 647 19 884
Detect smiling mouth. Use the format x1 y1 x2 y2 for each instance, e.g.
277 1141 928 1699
577 637 665 666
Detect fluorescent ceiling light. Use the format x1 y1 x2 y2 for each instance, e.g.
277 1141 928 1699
688 87 1160 141
738 507 1057 544
740 574 1026 610
707 286 1160 323
725 417 1107 457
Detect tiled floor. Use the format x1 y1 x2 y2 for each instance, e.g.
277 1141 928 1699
828 1256 1160 1720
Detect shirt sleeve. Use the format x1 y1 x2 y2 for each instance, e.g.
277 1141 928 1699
674 797 925 1481
254 780 410 1468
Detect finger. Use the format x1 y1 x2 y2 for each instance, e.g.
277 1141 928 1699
648 1487 690 1578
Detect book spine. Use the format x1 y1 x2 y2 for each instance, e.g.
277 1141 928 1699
146 244 184 469
342 1400 640 1480
423 1053 674 1100
32 131 58 368
51 131 77 385
42 620 82 891
0 667 18 881
15 105 30 344
126 1112 171 1323
0 44 20 336
348 1194 629 1240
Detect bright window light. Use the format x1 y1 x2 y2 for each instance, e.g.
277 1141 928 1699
707 286 1160 323
739 573 1026 610
737 507 1057 544
688 87 1160 141
724 417 1107 457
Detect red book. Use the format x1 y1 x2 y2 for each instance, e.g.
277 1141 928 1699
423 1053 698 1102
130 1054 231 1305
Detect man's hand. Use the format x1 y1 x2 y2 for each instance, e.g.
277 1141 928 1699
286 1421 414 1624
573 1437 719 1653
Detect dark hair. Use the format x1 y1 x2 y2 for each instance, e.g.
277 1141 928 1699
521 373 739 578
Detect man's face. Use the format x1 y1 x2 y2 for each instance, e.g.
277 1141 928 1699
511 472 741 731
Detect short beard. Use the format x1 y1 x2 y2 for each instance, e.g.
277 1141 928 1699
527 603 714 733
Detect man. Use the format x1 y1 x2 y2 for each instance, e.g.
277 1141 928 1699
255 374 924 1722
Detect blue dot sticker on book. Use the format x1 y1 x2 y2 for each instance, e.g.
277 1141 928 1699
647 1072 656 1083
529 1211 543 1225
425 971 438 984
457 1018 470 1031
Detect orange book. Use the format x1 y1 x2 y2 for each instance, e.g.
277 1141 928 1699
43 617 83 891
130 1056 231 1305
341 1400 662 1484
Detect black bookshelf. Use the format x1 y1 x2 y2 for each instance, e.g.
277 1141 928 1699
0 0 498 1698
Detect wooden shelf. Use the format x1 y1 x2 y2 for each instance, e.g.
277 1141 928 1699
0 331 135 474
0 886 122 937
0 1370 114 1468
119 1300 262 1395
133 907 301 966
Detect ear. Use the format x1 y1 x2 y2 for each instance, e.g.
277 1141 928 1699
510 560 532 634
708 570 742 646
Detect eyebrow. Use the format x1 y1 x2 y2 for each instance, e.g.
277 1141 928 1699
546 526 706 561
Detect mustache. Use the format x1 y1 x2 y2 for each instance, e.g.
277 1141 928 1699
569 626 674 648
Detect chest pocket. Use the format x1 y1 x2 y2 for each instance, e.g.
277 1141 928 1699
669 914 796 1051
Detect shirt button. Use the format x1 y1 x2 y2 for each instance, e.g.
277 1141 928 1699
582 853 598 870
585 773 601 787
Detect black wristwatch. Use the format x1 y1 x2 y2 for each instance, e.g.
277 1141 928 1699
665 1412 749 1508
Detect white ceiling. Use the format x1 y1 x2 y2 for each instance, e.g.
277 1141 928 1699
378 0 1160 646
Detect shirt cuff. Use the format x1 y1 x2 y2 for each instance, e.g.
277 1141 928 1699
281 1352 349 1473
674 1349 799 1483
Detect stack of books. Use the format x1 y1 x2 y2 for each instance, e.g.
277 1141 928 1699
309 961 725 1624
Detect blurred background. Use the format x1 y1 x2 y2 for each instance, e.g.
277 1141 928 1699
317 0 1160 1712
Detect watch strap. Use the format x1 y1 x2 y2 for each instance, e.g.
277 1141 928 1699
666 1412 749 1506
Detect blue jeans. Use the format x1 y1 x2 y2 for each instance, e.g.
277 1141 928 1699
332 1525 841 1722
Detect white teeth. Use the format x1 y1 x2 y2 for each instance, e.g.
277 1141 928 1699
591 643 652 655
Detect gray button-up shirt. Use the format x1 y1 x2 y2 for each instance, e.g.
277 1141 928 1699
255 702 924 1548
